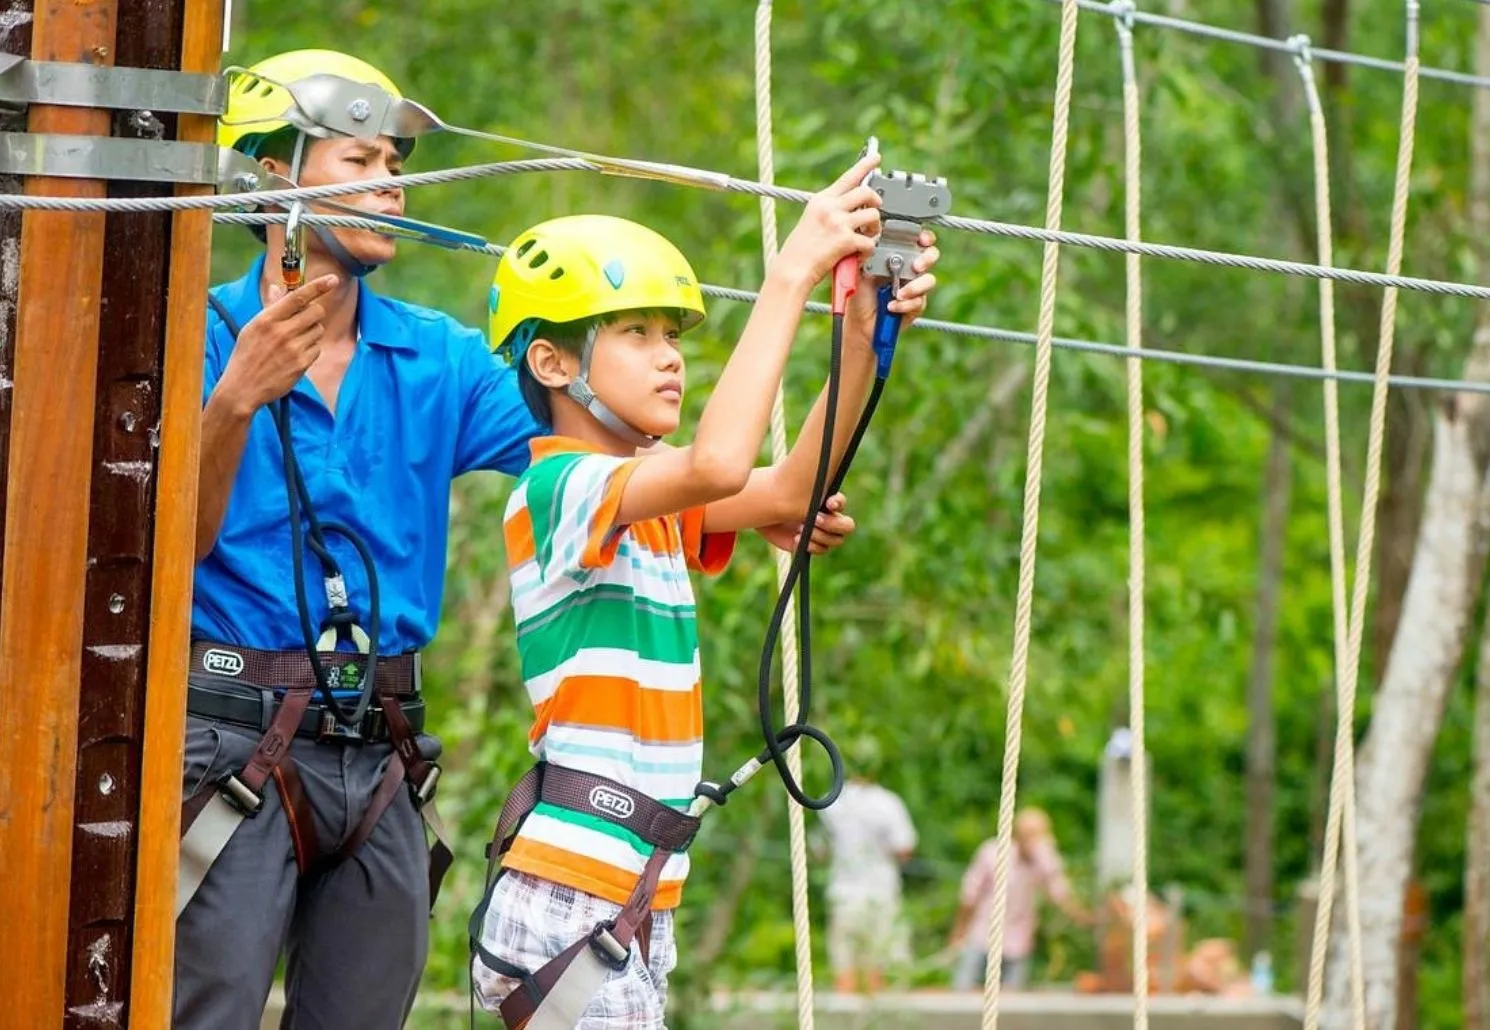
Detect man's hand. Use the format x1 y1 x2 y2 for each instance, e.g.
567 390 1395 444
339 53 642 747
758 492 857 555
215 274 338 417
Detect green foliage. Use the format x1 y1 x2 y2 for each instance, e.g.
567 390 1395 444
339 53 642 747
221 1 1483 1025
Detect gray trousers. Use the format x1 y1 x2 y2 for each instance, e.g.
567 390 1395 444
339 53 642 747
174 705 438 1030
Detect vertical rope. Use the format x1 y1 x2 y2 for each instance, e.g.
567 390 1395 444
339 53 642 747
982 2 1082 1027
1303 4 1420 1028
753 3 817 1027
1114 7 1150 1027
1292 36 1369 1030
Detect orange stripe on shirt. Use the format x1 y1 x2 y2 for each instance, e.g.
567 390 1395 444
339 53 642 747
531 676 702 744
581 458 642 569
504 505 536 566
681 506 735 575
503 838 685 910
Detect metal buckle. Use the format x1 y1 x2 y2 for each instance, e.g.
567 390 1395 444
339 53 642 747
217 773 264 817
586 922 631 971
413 763 442 808
317 709 363 744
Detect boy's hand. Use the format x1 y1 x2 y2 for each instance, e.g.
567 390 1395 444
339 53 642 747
758 492 856 555
846 229 941 340
775 153 884 289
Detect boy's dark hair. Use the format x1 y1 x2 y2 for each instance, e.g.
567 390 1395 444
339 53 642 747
514 315 600 427
512 307 685 426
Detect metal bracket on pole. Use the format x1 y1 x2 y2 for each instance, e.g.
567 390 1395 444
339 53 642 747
0 55 226 115
0 132 222 184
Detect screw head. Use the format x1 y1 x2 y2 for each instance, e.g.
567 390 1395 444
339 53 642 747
348 98 373 122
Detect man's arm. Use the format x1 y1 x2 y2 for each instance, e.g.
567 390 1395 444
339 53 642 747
195 392 257 561
194 276 337 561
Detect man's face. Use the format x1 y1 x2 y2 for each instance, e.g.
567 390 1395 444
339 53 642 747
268 134 406 268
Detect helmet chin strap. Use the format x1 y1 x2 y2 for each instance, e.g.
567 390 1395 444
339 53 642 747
287 132 379 280
564 325 660 449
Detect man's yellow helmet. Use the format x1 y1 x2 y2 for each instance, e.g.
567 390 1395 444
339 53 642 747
218 49 413 156
489 214 706 358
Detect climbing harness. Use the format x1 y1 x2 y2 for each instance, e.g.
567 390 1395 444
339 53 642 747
468 144 950 1030
176 262 452 916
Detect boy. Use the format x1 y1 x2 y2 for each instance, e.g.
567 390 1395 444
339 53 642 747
471 152 939 1027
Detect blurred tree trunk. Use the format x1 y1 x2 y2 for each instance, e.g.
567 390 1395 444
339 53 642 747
1322 11 1490 1027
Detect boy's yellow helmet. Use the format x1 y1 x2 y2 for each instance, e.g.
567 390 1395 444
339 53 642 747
218 49 409 153
489 214 706 356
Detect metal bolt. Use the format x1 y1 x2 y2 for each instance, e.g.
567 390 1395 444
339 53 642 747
234 172 260 192
118 411 137 433
99 773 115 796
929 196 940 208
108 594 125 615
348 98 373 123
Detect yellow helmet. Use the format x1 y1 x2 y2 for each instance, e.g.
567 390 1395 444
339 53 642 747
218 49 412 155
489 214 706 357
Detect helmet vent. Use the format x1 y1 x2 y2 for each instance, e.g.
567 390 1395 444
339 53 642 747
515 238 536 259
549 268 565 280
528 250 550 269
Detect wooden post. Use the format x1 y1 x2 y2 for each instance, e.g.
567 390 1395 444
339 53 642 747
0 0 223 1026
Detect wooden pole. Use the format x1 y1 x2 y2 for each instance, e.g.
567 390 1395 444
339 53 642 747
0 2 117 1024
129 0 222 1022
0 0 222 1025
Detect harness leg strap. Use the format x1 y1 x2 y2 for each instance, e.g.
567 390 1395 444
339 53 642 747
499 847 670 1030
272 760 321 876
177 686 315 916
333 684 454 909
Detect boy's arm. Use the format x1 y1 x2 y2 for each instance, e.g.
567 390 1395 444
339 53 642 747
699 340 877 534
613 155 883 527
701 233 940 535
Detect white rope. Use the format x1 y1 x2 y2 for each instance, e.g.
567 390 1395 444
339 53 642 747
1304 4 1421 1029
1291 37 1369 1030
751 3 817 1026
1114 7 1150 1025
982 2 1081 1027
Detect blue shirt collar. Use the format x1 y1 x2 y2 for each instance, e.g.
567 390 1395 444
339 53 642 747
219 254 418 353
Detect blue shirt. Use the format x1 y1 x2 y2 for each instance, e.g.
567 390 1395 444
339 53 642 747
192 256 543 655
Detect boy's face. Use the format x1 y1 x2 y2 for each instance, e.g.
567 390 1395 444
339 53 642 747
265 135 406 268
588 309 686 438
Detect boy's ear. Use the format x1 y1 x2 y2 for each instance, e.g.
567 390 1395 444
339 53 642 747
526 338 576 390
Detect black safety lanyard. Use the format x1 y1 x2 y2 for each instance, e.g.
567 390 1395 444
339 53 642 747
206 293 382 726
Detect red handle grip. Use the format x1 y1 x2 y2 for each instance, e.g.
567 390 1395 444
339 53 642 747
831 254 859 315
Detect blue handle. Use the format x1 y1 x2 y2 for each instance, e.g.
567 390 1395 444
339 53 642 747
871 282 903 379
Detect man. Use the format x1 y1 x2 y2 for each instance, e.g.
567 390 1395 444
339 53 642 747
178 49 858 1030
949 807 1090 991
817 742 919 994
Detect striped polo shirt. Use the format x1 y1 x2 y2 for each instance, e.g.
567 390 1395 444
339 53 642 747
501 436 735 909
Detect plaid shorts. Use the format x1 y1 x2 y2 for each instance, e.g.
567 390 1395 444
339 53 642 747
471 871 678 1030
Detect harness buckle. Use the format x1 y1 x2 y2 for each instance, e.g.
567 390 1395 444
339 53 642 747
317 709 363 744
586 922 631 971
413 762 442 808
217 773 264 817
